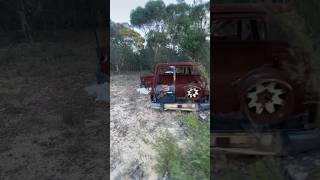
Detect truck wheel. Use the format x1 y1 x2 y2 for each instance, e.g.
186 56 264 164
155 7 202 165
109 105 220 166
185 85 202 101
239 78 295 126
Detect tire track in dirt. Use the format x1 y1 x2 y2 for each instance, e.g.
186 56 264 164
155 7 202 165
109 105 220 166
110 73 183 180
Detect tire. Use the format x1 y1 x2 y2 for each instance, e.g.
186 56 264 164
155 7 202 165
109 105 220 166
185 84 202 102
238 74 295 126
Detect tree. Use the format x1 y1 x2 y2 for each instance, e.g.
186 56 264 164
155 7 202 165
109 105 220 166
181 27 208 62
130 0 167 33
131 0 168 64
130 0 210 66
110 21 144 72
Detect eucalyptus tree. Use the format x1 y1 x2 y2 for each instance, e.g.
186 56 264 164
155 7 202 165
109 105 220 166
110 21 144 72
130 0 210 65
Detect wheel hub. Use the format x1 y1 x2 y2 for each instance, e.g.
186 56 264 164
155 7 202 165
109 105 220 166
247 82 285 115
257 90 273 104
187 87 200 98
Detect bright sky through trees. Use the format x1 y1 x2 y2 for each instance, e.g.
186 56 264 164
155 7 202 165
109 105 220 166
111 0 207 24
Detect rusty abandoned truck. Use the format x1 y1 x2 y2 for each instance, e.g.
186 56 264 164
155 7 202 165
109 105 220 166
140 62 209 111
211 3 320 155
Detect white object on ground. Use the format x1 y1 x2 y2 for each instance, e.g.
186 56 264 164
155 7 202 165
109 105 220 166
136 87 150 95
84 82 109 101
199 111 209 120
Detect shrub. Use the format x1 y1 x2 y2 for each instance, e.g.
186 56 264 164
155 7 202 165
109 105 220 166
153 113 209 179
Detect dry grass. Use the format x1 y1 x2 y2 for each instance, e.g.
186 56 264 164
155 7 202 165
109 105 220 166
0 30 108 180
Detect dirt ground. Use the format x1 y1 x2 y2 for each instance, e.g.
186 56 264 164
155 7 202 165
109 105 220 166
2 32 320 180
211 142 320 180
110 73 190 180
0 32 108 180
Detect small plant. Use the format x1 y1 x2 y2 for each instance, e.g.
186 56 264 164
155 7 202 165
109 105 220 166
153 113 209 179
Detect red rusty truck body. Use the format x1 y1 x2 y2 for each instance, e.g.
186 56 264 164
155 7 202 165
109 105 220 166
211 3 320 155
140 62 209 111
211 3 315 126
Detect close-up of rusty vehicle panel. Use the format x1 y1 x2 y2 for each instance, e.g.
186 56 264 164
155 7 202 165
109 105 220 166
211 3 320 155
95 18 109 85
140 62 210 111
96 47 109 84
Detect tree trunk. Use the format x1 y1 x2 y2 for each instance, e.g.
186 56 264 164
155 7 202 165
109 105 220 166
154 46 159 65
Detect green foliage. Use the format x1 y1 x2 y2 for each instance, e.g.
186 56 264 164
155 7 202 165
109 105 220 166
144 0 166 22
293 0 320 43
129 0 210 71
268 11 314 86
153 113 209 179
181 27 208 62
112 0 210 72
130 7 147 29
153 132 183 178
130 0 166 32
198 64 209 83
270 12 313 54
110 21 145 71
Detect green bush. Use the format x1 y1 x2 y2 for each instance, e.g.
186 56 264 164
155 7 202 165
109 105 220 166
198 64 209 84
153 113 209 180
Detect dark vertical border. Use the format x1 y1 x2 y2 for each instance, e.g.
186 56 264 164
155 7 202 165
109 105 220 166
107 0 111 177
210 1 214 179
94 0 110 176
106 0 110 177
210 1 214 136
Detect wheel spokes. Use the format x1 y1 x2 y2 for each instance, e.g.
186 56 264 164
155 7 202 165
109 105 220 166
247 81 286 115
273 96 284 105
265 102 275 113
187 87 200 98
256 103 264 114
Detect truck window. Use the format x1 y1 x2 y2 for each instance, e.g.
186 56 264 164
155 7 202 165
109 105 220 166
213 18 266 40
176 67 186 74
213 19 240 40
176 67 201 75
159 67 173 74
241 19 266 40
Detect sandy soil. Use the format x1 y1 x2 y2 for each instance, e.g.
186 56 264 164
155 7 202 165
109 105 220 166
0 33 109 180
110 73 187 180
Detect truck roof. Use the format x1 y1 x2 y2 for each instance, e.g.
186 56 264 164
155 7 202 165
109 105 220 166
156 62 200 68
212 3 290 15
